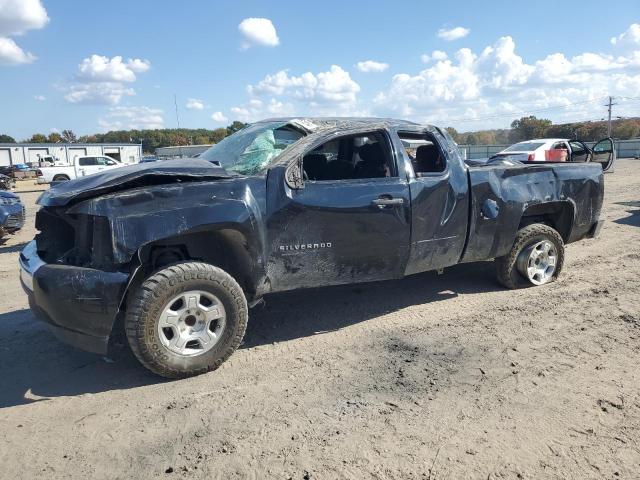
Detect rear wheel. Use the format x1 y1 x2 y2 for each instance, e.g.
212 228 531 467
495 223 564 289
52 174 70 181
125 262 248 378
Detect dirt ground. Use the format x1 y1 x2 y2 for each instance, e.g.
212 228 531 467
0 160 639 480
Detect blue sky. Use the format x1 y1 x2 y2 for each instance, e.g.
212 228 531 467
1 0 639 140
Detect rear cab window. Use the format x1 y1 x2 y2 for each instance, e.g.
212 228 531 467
398 131 447 176
78 157 96 166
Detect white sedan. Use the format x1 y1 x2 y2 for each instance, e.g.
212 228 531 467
495 137 615 171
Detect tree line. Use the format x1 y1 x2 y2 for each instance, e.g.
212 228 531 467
2 117 639 151
446 116 640 145
0 121 247 153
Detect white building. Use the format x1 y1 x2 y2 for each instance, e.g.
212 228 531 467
0 143 142 167
155 144 212 158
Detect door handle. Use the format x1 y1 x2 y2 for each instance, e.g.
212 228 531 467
371 196 404 208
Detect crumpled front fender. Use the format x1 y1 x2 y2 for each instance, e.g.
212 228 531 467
66 179 267 268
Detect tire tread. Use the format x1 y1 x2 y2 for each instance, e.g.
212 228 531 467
125 262 247 379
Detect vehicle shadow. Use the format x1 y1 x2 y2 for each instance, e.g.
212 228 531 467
0 241 28 254
0 261 501 409
613 201 640 228
243 261 499 348
0 309 163 409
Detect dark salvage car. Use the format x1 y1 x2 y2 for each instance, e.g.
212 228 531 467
20 118 605 378
1 190 25 240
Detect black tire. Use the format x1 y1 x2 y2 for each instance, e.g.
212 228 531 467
495 223 565 289
125 262 248 378
52 174 70 181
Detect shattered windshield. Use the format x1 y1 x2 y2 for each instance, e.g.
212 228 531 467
200 122 306 175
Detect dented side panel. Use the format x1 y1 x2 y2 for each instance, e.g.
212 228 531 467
461 162 604 263
264 165 411 292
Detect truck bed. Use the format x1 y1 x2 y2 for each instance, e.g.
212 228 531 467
461 161 604 263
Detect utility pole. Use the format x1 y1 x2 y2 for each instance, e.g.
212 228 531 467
605 96 617 137
174 94 181 129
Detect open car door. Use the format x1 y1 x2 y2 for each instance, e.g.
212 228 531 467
591 138 615 172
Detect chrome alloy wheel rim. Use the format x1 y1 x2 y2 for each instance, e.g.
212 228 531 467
517 240 557 285
157 290 226 356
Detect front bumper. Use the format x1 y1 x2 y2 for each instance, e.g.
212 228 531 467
19 240 130 355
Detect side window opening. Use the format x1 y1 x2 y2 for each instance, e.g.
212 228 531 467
303 132 394 181
399 132 446 175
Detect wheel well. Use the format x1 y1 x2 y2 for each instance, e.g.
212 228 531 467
519 201 574 242
53 174 70 180
138 229 256 294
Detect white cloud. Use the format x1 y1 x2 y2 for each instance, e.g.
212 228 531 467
437 26 470 41
0 36 35 64
479 36 533 88
64 54 151 105
248 65 360 105
0 0 48 65
238 18 279 49
373 26 640 130
356 60 389 73
99 106 164 130
211 111 228 123
77 55 151 82
0 0 48 36
230 98 293 123
186 98 204 110
611 23 640 48
34 94 45 101
64 82 135 105
421 50 448 63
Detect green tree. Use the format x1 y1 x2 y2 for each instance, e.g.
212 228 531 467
0 134 15 143
226 121 246 135
193 135 210 145
211 128 228 143
444 127 460 143
613 120 640 140
48 132 63 143
510 116 552 141
464 133 478 145
28 133 48 143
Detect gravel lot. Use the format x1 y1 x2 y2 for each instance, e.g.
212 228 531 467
0 160 639 479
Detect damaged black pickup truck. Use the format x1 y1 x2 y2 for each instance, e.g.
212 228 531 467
20 118 606 378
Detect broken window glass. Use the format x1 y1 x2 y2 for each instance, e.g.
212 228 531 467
201 122 305 175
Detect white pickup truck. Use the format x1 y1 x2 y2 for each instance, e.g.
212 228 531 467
36 155 124 184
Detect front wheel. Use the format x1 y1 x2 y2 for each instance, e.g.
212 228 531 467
125 262 248 378
495 223 565 289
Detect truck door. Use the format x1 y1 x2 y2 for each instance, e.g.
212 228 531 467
396 128 469 275
76 157 99 176
96 156 120 171
591 138 615 172
266 130 411 292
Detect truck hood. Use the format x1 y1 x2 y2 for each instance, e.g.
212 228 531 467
37 158 235 207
